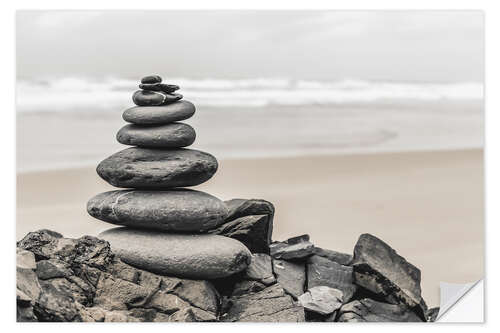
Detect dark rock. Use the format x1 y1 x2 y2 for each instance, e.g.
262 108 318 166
337 298 423 322
298 286 343 315
312 247 353 265
17 300 37 322
232 280 267 296
123 101 195 125
244 254 275 285
17 229 63 260
16 249 41 309
16 230 221 322
141 75 162 84
132 90 182 106
286 234 310 244
352 233 427 320
272 259 305 299
116 123 196 148
99 227 251 279
426 307 439 322
36 259 72 280
307 255 357 302
139 83 179 93
225 198 275 223
209 215 271 254
269 240 314 260
96 147 218 189
222 284 305 322
87 189 227 232
132 90 164 106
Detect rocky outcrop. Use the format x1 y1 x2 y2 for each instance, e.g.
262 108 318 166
17 229 433 322
17 230 220 322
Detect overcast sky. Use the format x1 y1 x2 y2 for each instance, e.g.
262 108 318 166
16 11 483 82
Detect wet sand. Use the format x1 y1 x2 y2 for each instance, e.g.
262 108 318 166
16 149 484 307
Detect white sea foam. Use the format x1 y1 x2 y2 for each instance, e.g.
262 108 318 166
16 77 483 113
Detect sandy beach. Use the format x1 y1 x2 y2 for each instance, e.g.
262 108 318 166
16 149 484 307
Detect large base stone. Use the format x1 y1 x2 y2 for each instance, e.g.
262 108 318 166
87 189 228 232
99 227 252 279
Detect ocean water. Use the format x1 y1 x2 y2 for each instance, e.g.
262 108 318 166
16 77 484 172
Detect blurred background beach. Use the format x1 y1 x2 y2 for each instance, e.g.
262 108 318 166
16 11 484 307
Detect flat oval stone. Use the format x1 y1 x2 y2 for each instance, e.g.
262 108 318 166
132 90 171 106
96 147 217 188
141 75 162 84
87 189 228 232
123 100 195 125
139 83 179 93
98 227 251 279
116 122 196 148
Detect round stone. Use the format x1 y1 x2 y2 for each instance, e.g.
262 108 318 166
98 227 251 279
116 123 196 148
141 75 162 84
96 147 218 188
123 100 195 125
87 189 228 232
139 83 179 93
132 90 182 106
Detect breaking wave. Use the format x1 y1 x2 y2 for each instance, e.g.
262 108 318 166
16 77 483 112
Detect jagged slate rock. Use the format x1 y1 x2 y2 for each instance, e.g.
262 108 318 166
123 100 195 125
313 247 353 266
141 75 162 84
209 215 271 254
16 249 41 303
96 147 218 189
307 255 357 302
116 123 196 148
269 240 314 260
426 307 439 322
168 307 217 322
87 189 228 232
36 259 72 280
222 284 305 322
139 83 179 93
352 233 427 319
169 279 220 314
18 231 113 270
272 259 305 299
99 227 251 279
232 280 267 297
132 90 183 106
225 198 275 223
17 229 63 260
298 286 343 315
244 254 276 285
17 248 37 269
17 300 37 322
337 298 423 322
286 234 310 244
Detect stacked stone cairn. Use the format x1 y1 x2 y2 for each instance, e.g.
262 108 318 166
16 75 438 322
87 75 253 280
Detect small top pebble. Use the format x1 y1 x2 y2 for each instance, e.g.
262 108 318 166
141 75 162 84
